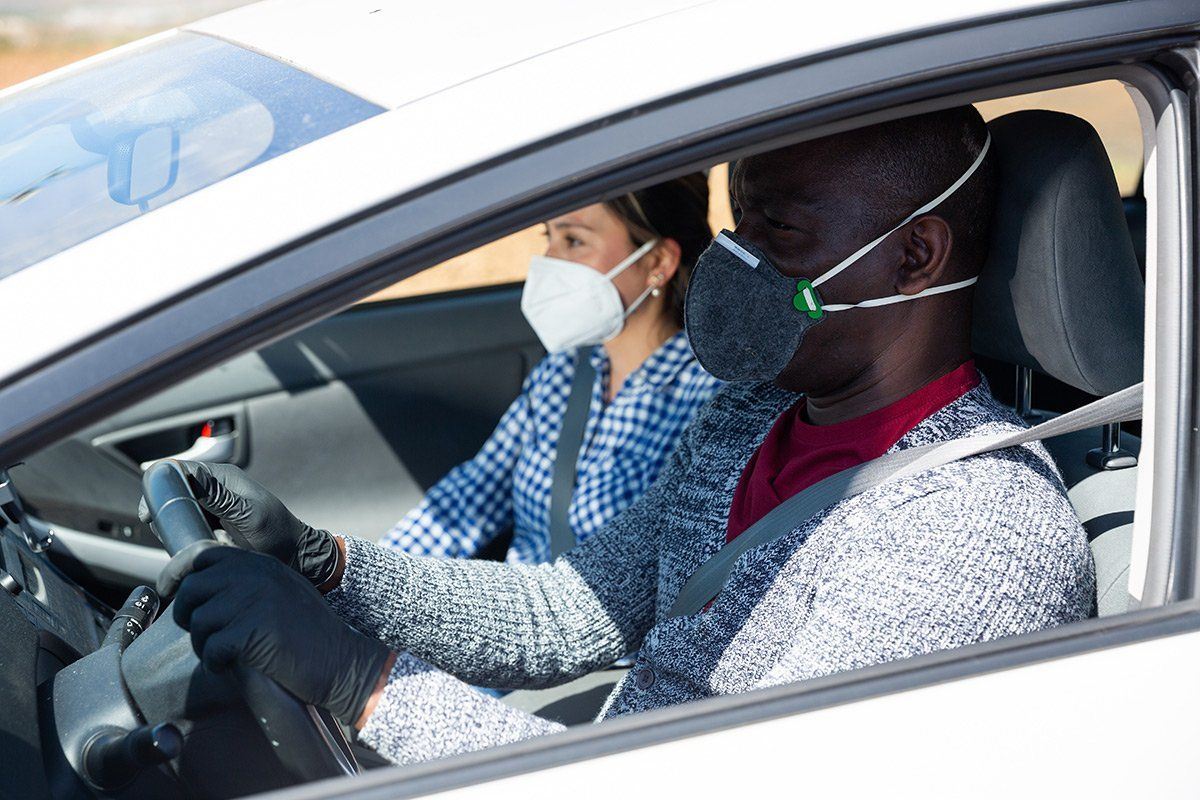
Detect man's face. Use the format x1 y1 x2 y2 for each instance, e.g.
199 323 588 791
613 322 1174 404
730 141 915 396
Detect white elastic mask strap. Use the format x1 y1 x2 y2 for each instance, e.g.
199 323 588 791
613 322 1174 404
623 282 658 319
604 239 658 282
810 132 992 290
822 276 978 312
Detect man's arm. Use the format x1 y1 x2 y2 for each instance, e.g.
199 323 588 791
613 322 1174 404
356 653 566 766
153 374 708 692
325 432 692 689
326 484 664 688
169 548 563 767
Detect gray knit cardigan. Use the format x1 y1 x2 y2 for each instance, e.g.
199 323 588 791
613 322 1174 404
326 378 1095 765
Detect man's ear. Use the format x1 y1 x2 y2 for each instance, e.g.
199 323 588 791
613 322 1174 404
895 215 953 294
649 238 682 285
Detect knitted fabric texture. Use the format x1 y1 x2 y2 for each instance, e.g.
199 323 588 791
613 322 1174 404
328 378 1095 765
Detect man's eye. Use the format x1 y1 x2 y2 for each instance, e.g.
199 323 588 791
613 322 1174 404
765 216 794 232
566 236 584 248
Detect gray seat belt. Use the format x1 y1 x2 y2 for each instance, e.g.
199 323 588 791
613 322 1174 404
666 382 1143 618
549 347 596 558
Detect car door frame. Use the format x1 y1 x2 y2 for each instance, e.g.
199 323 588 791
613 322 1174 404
274 48 1200 796
1 0 1198 795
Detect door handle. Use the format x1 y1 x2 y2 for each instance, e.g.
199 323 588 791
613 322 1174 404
140 432 237 471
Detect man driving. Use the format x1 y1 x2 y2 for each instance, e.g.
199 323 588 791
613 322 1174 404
164 106 1094 765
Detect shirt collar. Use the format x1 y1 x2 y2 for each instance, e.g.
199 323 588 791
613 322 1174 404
594 330 697 396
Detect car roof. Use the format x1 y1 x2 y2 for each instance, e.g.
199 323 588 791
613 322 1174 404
186 0 1044 110
5 0 1051 384
188 0 721 110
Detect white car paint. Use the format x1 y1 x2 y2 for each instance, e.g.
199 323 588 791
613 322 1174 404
428 629 1200 798
189 0 1050 111
187 0 715 109
3 0 1052 383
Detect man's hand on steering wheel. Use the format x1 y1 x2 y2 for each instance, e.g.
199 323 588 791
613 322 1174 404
139 461 340 587
174 546 392 727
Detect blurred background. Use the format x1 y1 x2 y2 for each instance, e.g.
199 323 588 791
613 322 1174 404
0 1 249 86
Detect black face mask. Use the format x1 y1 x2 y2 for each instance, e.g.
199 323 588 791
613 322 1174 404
684 230 828 382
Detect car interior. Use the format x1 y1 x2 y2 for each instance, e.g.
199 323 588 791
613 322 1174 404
0 74 1159 798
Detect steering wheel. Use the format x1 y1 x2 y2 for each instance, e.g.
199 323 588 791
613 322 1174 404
141 460 359 783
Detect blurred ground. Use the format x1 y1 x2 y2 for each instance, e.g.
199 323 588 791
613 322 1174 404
0 0 246 84
0 3 1141 301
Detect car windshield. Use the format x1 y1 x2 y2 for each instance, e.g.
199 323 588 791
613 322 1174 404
0 32 382 278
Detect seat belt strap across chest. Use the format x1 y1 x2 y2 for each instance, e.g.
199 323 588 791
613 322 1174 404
666 382 1144 619
549 347 596 558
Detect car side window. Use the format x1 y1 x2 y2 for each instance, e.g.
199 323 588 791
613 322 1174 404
361 165 738 303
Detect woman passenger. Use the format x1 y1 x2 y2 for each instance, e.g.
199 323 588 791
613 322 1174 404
382 174 720 563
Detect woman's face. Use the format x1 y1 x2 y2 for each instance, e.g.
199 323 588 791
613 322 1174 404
542 203 652 310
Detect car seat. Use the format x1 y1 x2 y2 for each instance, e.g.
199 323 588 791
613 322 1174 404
972 109 1145 616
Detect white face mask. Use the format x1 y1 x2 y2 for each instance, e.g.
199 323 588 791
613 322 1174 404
521 239 659 353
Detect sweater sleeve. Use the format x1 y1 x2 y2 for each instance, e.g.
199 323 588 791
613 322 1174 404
380 382 531 559
359 652 564 766
325 432 693 689
758 474 1094 687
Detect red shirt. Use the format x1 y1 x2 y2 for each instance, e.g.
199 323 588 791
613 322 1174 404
726 361 982 543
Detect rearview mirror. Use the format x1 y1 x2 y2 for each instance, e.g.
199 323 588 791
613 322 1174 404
107 126 179 211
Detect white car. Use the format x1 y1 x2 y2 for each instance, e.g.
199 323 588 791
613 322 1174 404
0 0 1196 797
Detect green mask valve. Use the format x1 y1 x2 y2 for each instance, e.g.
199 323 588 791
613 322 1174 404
793 279 824 320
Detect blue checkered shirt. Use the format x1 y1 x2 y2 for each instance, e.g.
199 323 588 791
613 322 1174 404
381 331 720 564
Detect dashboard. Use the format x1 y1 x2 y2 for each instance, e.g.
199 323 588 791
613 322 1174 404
2 524 111 670
0 520 113 800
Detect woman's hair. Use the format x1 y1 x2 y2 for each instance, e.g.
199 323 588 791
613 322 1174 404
603 172 711 329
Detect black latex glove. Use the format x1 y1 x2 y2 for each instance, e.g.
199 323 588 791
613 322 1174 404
174 546 390 726
138 461 339 586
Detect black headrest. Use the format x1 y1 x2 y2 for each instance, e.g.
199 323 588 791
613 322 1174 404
972 110 1144 395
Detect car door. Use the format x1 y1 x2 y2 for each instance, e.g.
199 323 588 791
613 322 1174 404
13 284 542 598
2 0 1199 795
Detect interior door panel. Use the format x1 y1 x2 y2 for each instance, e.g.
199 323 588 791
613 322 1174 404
14 285 541 593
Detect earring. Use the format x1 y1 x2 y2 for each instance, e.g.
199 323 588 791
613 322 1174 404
651 274 663 297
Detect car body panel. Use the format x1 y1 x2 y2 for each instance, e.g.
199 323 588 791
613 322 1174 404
187 0 714 109
187 0 1052 111
413 627 1200 799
